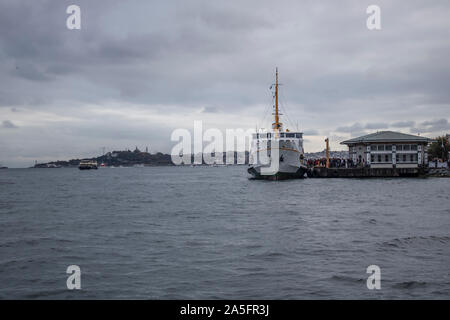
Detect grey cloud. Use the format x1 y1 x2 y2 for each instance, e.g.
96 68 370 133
303 129 319 136
418 118 450 133
0 0 448 109
13 62 52 82
335 123 369 138
364 122 389 130
201 106 220 113
336 123 364 133
392 121 415 128
1 120 18 129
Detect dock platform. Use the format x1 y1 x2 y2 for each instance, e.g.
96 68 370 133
307 167 423 178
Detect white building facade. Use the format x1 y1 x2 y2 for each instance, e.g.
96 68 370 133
341 131 432 169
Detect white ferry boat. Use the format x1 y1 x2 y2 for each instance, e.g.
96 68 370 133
248 69 307 180
78 160 98 170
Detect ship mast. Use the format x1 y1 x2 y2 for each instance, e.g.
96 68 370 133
272 68 282 133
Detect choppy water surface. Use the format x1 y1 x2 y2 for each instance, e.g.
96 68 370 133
0 167 449 299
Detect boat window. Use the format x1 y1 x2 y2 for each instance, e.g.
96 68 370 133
286 133 295 138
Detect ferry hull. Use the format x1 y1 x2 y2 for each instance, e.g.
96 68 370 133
79 166 98 170
247 165 307 180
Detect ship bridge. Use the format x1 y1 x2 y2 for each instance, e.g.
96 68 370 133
252 132 303 140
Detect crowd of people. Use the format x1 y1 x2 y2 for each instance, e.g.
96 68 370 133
306 157 359 168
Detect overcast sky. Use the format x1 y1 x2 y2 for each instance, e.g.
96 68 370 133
1 0 449 167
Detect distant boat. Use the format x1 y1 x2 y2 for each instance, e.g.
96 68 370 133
0 166 7 169
47 164 62 168
79 160 98 170
100 163 106 167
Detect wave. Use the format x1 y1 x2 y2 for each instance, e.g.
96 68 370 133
392 281 428 289
0 236 74 248
380 235 450 249
330 275 364 283
0 180 15 185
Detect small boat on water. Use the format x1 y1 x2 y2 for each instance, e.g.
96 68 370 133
248 68 307 180
78 160 98 170
47 164 62 168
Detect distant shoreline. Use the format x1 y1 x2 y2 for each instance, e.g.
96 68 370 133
30 149 349 169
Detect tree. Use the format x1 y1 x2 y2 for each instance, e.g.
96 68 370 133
427 136 449 161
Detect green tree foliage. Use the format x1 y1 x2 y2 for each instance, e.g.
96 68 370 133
427 136 449 161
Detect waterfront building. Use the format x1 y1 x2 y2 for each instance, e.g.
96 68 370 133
341 131 432 168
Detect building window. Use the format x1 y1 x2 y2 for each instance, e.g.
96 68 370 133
378 145 385 151
371 155 374 162
385 145 392 151
396 145 403 151
378 155 382 162
402 154 407 162
396 154 399 162
411 145 417 151
403 145 411 151
385 154 389 162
